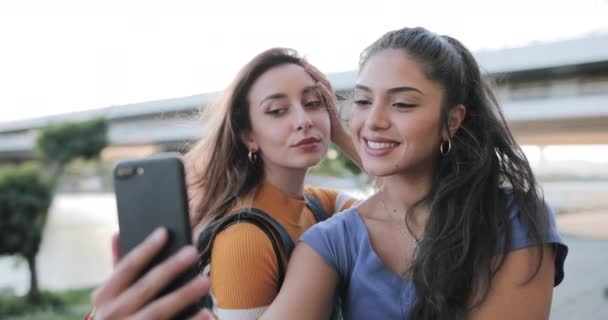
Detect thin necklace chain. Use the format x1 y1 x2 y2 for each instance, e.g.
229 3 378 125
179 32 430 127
380 197 423 248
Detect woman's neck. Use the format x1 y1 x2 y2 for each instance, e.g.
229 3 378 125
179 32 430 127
379 168 434 225
263 165 308 199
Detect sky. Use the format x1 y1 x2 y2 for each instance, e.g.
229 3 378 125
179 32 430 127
1 0 608 124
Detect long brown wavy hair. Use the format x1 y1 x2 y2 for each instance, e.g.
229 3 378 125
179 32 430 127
360 27 549 319
185 48 302 229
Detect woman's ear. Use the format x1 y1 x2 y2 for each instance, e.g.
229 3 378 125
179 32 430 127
240 130 258 151
442 104 466 140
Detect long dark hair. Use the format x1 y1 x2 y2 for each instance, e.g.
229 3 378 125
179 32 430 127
360 27 548 319
186 48 302 228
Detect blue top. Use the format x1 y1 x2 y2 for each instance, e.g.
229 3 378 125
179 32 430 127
300 199 568 320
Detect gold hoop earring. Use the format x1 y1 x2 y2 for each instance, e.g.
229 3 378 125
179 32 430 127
440 139 451 156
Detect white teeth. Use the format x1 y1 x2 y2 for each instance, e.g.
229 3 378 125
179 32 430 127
366 140 397 150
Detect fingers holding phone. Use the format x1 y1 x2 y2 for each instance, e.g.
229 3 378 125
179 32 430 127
111 232 120 267
89 154 210 319
91 228 211 319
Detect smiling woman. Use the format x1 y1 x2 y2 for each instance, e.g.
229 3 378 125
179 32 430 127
261 27 568 320
349 49 465 177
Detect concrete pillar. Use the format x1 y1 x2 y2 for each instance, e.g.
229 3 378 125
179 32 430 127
538 145 548 169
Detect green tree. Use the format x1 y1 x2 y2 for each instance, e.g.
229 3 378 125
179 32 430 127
36 118 108 187
311 144 362 176
0 118 108 304
0 163 52 303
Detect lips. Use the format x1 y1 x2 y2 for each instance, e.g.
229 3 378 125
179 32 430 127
294 137 321 147
363 137 399 156
364 137 399 149
366 140 398 150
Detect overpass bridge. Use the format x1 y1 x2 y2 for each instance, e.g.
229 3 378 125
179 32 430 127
1 34 607 162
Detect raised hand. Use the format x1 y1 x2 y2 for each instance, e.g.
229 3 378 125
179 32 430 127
90 228 213 320
302 60 361 168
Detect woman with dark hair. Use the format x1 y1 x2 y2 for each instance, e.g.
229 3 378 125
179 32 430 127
88 48 359 320
263 27 568 320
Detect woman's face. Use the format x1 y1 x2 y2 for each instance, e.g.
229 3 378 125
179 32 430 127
245 63 330 172
350 49 446 177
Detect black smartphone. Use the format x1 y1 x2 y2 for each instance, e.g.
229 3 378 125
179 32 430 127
113 153 199 318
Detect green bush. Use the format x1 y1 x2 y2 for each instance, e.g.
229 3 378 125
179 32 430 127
0 163 53 303
0 163 52 255
36 118 108 166
0 288 92 319
311 144 361 176
0 118 109 304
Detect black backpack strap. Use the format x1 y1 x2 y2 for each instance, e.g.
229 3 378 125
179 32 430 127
196 210 291 310
242 208 295 256
304 192 330 222
196 208 295 285
196 202 340 316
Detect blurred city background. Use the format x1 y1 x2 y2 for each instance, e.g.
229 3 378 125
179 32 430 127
1 0 607 319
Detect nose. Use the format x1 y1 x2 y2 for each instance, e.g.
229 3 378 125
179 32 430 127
366 103 390 130
295 106 314 131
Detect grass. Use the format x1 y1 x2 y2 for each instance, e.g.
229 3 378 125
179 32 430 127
0 288 93 320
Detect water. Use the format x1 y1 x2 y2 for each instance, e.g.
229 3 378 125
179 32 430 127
0 194 118 294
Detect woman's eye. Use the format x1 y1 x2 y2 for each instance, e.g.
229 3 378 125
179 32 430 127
266 108 287 116
393 102 417 109
353 100 371 107
305 100 323 109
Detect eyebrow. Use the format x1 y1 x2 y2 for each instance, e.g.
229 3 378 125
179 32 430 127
259 93 287 106
259 85 319 106
301 85 319 95
354 84 423 95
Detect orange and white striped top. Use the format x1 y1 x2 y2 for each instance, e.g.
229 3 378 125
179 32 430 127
207 180 356 320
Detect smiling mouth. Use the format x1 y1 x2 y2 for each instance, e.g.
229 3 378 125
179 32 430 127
364 138 399 150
